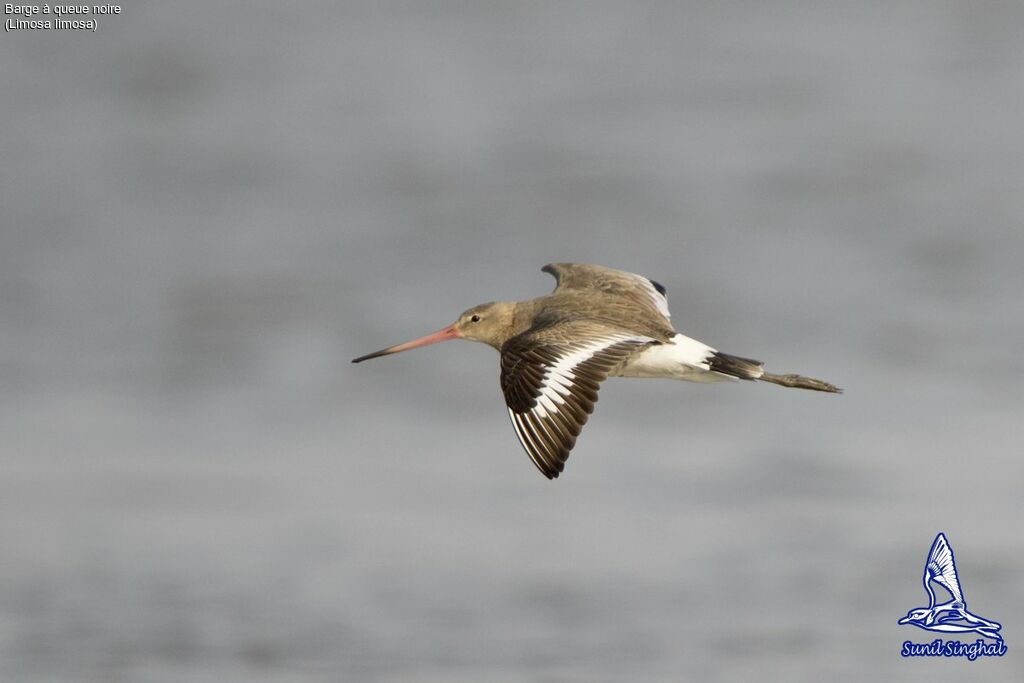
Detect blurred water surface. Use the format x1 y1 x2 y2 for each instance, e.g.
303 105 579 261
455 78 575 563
2 2 1023 681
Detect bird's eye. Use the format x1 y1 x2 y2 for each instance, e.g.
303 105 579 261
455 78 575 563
470 314 481 322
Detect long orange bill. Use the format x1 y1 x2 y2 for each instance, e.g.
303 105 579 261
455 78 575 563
352 324 461 363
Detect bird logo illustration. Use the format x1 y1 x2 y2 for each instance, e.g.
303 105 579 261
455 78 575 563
898 533 1002 641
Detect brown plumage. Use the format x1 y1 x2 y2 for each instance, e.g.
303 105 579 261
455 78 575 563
353 263 841 479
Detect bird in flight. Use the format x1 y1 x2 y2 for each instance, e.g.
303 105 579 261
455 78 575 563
898 533 1003 641
353 263 841 479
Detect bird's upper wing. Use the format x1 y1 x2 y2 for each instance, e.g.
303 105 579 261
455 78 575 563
500 321 655 479
542 263 672 324
925 533 965 605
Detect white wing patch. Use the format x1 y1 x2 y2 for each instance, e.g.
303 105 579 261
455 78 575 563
527 334 645 419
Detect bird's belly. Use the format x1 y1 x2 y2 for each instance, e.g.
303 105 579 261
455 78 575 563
614 334 734 383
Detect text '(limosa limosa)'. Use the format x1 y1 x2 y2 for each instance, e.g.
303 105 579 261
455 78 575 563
353 263 841 479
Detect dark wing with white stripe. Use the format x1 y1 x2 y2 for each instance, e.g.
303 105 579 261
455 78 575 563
925 533 964 605
542 263 672 324
500 323 654 479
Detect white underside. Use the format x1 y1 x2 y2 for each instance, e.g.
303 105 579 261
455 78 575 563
614 334 734 383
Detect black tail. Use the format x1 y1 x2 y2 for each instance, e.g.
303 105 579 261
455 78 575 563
707 351 764 380
709 351 842 394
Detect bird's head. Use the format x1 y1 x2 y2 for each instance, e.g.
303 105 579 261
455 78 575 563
352 301 516 363
899 608 930 625
451 302 516 348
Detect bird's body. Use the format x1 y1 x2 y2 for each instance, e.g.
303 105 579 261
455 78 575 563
354 263 840 479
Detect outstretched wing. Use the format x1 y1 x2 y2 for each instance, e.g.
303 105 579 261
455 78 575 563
500 322 654 479
925 533 964 605
542 263 673 325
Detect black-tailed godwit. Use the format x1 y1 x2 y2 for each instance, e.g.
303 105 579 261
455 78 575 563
353 263 841 479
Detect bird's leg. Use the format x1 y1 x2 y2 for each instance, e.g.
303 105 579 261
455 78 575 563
976 627 1003 641
962 610 1001 630
758 372 842 393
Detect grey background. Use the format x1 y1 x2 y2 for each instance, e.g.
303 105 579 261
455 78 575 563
2 2 1023 681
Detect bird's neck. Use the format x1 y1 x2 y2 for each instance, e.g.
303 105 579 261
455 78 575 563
510 298 545 336
480 298 544 350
